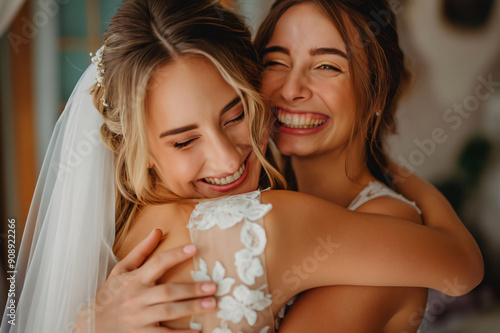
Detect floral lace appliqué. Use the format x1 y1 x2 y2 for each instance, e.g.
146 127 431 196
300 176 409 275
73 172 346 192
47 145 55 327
218 285 273 326
240 220 266 256
234 221 267 285
188 191 272 230
234 248 264 286
212 323 270 333
188 190 273 332
191 259 235 297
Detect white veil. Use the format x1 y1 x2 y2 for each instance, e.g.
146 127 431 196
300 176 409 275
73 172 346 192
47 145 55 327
1 60 117 333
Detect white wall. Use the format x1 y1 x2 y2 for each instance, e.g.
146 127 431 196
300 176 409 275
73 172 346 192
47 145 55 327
238 0 273 35
388 0 500 181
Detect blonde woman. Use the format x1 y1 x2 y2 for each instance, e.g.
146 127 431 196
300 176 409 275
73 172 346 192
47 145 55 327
3 1 482 332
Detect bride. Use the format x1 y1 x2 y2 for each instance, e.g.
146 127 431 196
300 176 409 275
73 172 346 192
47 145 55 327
2 0 482 332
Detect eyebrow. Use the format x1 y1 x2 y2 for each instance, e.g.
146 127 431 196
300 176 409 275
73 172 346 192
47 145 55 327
159 96 241 138
221 96 241 116
261 46 289 57
310 47 348 59
261 46 347 59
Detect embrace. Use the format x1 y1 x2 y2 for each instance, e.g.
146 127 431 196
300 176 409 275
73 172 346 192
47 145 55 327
1 0 483 332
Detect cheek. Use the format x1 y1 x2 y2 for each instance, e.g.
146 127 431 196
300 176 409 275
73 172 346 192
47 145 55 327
227 120 252 146
261 71 286 97
320 78 357 119
156 152 202 190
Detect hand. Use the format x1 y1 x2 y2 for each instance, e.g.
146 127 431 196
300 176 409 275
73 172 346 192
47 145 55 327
73 228 217 332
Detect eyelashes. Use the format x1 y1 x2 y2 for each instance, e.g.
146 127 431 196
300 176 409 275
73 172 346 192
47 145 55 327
316 64 341 72
173 137 198 149
264 61 287 68
225 111 245 125
264 60 342 73
172 111 245 149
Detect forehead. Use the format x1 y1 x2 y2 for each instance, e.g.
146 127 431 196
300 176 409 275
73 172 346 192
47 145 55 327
267 2 347 54
146 55 237 123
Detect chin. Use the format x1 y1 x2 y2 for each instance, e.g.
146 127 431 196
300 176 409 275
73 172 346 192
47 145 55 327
235 169 260 194
275 139 316 157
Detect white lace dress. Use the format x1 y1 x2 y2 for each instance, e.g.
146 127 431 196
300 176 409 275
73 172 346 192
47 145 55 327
274 181 421 330
187 190 274 333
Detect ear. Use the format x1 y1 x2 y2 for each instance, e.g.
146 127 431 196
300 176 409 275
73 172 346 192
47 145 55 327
147 158 155 169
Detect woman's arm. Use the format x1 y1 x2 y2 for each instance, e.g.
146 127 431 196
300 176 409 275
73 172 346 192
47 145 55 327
276 197 428 333
262 190 483 301
388 161 466 227
73 229 217 333
278 286 427 333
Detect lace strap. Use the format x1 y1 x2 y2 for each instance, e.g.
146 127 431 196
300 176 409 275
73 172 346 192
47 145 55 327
187 190 274 332
347 181 421 214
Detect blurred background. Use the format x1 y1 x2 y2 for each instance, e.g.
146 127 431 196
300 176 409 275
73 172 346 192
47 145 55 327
0 0 499 331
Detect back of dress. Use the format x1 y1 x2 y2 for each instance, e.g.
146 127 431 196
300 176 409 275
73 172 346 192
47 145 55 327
187 190 275 333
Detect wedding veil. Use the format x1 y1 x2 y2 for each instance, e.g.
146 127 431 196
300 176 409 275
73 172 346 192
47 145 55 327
1 60 117 332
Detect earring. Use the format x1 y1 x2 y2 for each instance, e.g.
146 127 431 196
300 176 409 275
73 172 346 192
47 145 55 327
375 110 381 117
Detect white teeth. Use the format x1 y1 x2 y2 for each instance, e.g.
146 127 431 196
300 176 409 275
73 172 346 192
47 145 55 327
204 162 246 186
277 109 327 129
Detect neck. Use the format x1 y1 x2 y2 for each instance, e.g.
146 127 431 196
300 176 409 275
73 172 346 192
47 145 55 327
290 143 374 207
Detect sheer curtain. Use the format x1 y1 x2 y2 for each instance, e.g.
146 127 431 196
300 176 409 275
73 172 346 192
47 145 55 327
0 0 25 36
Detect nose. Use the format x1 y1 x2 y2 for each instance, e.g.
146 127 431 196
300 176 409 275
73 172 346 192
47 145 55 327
280 69 312 103
207 132 242 174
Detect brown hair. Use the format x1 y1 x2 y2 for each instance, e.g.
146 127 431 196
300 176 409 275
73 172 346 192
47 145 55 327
91 0 285 250
254 0 409 184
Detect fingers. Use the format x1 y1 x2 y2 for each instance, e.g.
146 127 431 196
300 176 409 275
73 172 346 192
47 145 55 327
142 328 199 333
140 244 198 283
144 282 217 305
119 228 165 272
143 297 217 325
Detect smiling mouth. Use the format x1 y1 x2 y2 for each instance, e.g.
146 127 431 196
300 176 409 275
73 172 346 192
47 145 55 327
276 108 329 129
202 156 248 186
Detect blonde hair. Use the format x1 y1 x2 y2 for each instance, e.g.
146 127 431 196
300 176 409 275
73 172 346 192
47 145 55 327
91 0 286 250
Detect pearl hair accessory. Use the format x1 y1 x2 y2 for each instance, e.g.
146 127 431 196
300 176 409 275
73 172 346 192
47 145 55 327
90 47 109 108
376 110 381 117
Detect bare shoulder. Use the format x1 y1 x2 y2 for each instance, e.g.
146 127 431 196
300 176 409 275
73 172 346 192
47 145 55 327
114 206 149 259
261 189 311 205
355 196 423 225
115 204 172 259
260 190 340 235
261 190 334 217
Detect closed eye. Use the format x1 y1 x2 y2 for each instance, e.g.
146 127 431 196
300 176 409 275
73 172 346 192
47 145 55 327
264 61 288 68
225 111 245 125
173 137 199 149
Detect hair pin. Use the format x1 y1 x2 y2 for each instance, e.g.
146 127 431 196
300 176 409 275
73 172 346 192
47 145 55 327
90 47 109 107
